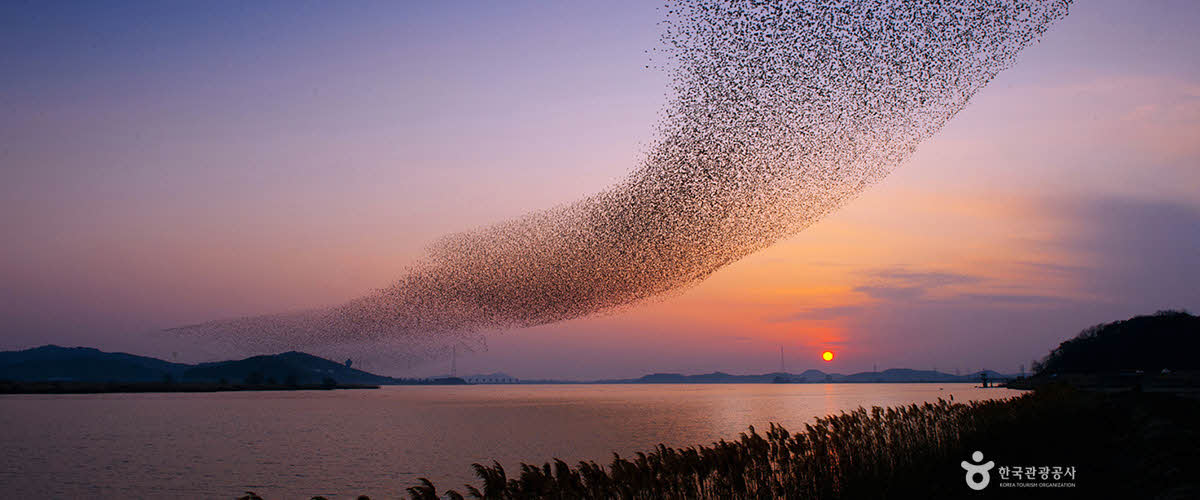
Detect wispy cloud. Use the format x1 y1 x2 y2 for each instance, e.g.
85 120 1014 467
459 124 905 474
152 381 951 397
955 293 1074 306
779 304 868 322
870 269 982 287
778 197 1200 334
778 267 1070 323
1013 261 1085 276
852 285 926 301
852 269 982 300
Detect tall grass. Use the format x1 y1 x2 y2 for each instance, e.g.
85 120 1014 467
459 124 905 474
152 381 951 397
405 391 1042 499
239 386 1196 498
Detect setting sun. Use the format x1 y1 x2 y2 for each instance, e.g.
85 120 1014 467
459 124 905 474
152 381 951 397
822 351 835 362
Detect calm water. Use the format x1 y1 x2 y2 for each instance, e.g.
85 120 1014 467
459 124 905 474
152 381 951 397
0 383 1012 498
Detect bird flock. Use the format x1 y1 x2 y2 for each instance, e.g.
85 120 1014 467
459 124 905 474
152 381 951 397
173 0 1072 360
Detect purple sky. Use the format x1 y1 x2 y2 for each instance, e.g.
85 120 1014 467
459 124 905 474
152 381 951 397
2 0 1198 378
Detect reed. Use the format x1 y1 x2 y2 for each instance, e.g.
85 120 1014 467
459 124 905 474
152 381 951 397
266 385 1196 499
405 389 1058 499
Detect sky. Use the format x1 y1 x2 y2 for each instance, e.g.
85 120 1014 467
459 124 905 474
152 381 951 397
2 0 1198 379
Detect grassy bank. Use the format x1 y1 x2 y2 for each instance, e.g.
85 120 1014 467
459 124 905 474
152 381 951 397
235 386 1198 499
393 387 1196 499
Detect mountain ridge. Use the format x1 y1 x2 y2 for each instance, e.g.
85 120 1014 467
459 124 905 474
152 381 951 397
0 345 1016 385
593 368 1014 384
0 345 464 385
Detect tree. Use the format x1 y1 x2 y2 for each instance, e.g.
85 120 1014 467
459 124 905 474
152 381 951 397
1037 310 1200 374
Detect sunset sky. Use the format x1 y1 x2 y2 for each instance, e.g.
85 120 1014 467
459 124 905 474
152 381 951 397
2 0 1197 379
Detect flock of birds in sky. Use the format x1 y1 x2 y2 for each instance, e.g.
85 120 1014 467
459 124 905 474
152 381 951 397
173 0 1072 362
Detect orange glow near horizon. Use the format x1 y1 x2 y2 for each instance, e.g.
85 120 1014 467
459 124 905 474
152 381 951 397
822 351 835 362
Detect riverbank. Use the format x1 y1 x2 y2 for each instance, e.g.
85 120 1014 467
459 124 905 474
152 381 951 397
0 380 379 394
1005 370 1200 394
382 386 1199 499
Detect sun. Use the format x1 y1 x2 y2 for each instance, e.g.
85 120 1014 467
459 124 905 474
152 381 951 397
822 351 835 362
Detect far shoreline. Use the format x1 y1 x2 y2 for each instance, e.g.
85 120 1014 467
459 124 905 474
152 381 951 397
0 380 1010 396
0 381 380 395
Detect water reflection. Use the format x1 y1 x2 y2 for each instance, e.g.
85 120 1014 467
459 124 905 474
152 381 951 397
0 383 1010 498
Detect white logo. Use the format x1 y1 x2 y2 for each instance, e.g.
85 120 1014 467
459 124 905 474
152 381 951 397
961 451 995 490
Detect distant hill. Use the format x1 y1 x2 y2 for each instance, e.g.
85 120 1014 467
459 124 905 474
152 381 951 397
462 372 515 380
0 345 1018 386
0 346 465 385
183 351 401 385
624 372 781 384
0 345 190 382
840 369 961 383
592 369 1014 384
461 372 518 383
1035 310 1200 375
